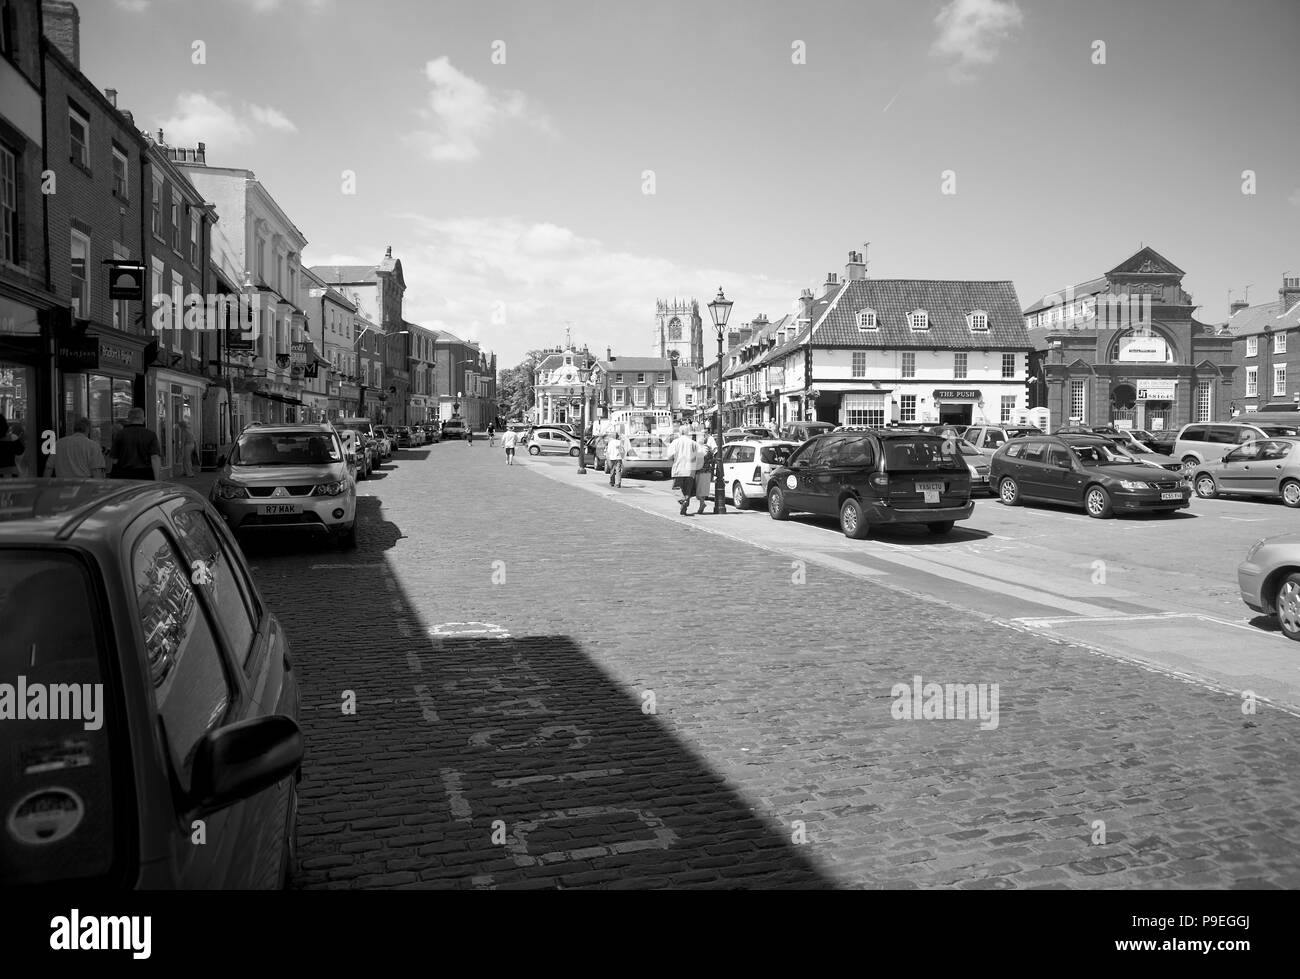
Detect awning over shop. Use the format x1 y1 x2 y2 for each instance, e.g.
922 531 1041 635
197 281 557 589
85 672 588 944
250 390 303 406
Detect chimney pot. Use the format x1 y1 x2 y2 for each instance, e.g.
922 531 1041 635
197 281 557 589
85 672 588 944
104 88 117 106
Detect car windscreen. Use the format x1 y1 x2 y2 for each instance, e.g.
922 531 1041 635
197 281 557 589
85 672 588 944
233 433 343 465
759 445 795 465
882 437 965 471
1072 443 1133 465
0 549 122 886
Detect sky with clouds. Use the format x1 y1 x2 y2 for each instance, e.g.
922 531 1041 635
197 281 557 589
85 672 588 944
83 0 1299 366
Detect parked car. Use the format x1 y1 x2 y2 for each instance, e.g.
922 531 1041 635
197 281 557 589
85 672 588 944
990 434 1190 518
621 433 672 476
724 426 779 443
779 421 837 444
419 424 441 444
1238 533 1300 641
211 424 358 548
766 430 973 537
393 427 415 448
1096 437 1184 473
440 418 467 440
1053 424 1094 435
1174 421 1300 477
336 429 371 480
1140 429 1178 455
720 439 797 509
0 480 304 888
963 425 1043 458
959 440 992 494
1190 437 1300 507
371 428 394 460
526 427 582 457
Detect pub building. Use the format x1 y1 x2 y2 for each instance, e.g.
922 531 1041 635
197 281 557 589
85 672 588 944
1025 247 1236 432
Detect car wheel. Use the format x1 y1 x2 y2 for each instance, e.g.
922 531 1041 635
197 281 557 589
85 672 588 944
1194 474 1218 499
839 497 869 539
337 523 358 549
1273 573 1300 641
768 486 790 520
998 477 1021 506
1085 485 1113 518
1179 455 1199 479
1281 479 1300 509
732 481 749 510
528 445 541 456
927 521 955 535
569 447 580 457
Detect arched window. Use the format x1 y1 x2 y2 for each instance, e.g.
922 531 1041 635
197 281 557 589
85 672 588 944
668 317 683 341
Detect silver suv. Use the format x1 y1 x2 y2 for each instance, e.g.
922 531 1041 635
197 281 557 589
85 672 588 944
211 424 358 548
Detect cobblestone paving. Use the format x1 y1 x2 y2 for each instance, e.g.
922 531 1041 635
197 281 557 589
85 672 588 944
234 444 1300 888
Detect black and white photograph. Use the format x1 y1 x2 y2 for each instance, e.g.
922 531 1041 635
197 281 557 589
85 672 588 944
0 0 1295 958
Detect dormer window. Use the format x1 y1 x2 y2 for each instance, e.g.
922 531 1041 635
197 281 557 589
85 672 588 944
968 310 989 332
908 310 929 332
857 309 878 331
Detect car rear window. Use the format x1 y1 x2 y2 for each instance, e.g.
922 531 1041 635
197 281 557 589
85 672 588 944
760 445 794 466
0 549 122 886
234 432 343 465
882 436 963 471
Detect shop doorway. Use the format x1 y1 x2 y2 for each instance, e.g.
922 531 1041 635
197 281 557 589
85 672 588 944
1111 383 1137 426
938 403 972 425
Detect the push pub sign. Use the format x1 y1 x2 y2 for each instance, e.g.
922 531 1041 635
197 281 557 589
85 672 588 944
105 261 146 302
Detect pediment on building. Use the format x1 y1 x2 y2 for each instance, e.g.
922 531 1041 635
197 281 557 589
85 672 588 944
1106 246 1185 278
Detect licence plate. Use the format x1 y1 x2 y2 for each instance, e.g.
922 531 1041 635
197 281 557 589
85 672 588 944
258 503 302 515
1160 492 1182 501
916 481 943 504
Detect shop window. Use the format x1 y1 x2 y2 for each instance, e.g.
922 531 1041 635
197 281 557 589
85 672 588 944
900 394 917 422
1000 395 1016 423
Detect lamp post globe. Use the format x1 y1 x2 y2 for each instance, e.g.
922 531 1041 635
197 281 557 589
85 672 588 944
708 287 734 515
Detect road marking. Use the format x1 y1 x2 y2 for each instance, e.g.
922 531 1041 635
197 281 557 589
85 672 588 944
440 769 472 823
1014 611 1279 636
310 562 387 569
493 768 625 788
1219 515 1268 522
429 621 512 638
505 806 678 868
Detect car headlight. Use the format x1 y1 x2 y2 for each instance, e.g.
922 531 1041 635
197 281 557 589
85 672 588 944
312 480 349 497
1243 537 1268 563
213 480 249 500
1118 480 1151 490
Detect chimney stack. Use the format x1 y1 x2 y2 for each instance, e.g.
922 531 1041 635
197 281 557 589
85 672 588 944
43 1 80 68
823 271 840 296
727 329 741 351
1229 299 1249 317
104 88 117 107
606 346 612 360
799 287 816 321
122 110 134 127
156 128 165 144
845 250 866 281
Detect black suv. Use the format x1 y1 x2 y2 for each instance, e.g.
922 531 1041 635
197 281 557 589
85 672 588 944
766 429 973 538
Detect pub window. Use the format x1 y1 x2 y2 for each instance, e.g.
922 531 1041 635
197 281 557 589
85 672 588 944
1000 395 1016 423
901 351 915 379
954 352 967 379
112 145 129 198
1001 353 1016 378
899 394 917 422
851 351 867 378
968 310 989 332
908 309 929 331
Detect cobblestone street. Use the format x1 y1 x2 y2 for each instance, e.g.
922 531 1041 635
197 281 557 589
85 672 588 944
238 444 1300 888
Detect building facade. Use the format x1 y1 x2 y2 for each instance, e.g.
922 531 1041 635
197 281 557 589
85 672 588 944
434 329 495 430
1027 247 1236 432
590 354 673 425
1227 272 1300 413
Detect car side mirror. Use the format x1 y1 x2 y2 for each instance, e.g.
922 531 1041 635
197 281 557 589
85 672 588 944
187 714 304 818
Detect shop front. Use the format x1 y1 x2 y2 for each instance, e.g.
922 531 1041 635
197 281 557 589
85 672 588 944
148 367 208 478
932 388 981 426
60 332 148 461
1 296 55 476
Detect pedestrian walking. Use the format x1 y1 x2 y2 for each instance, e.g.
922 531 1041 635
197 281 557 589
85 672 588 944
108 406 162 480
177 420 197 477
0 415 25 478
488 422 496 446
467 426 474 446
501 426 518 465
605 429 625 487
667 425 704 515
46 417 106 479
693 436 715 514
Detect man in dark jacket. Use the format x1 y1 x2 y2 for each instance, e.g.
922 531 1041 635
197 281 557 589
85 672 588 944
109 407 162 480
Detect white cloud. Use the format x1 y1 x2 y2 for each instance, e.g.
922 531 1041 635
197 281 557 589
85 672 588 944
410 57 550 162
342 215 801 365
931 0 1024 81
248 104 298 133
114 0 151 12
154 93 298 155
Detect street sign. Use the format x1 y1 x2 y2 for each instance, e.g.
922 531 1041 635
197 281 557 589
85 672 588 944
1136 380 1175 400
105 262 146 301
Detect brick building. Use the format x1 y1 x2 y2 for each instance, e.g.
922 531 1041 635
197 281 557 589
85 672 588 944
1227 272 1300 413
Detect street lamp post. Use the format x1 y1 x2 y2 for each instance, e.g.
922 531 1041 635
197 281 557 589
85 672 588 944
576 381 588 475
708 287 734 515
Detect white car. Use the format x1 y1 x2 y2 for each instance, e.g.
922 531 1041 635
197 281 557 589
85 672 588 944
526 427 581 457
621 433 672 475
720 439 797 508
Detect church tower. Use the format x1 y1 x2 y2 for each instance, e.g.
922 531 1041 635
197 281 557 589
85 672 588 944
654 298 703 367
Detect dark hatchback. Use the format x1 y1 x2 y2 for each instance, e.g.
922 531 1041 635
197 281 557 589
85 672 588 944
990 434 1191 518
766 430 973 537
0 480 303 889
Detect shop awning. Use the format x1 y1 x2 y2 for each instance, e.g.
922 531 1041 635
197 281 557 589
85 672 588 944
251 391 304 406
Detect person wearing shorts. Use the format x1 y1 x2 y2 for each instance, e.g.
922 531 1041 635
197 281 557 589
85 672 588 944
501 427 518 464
